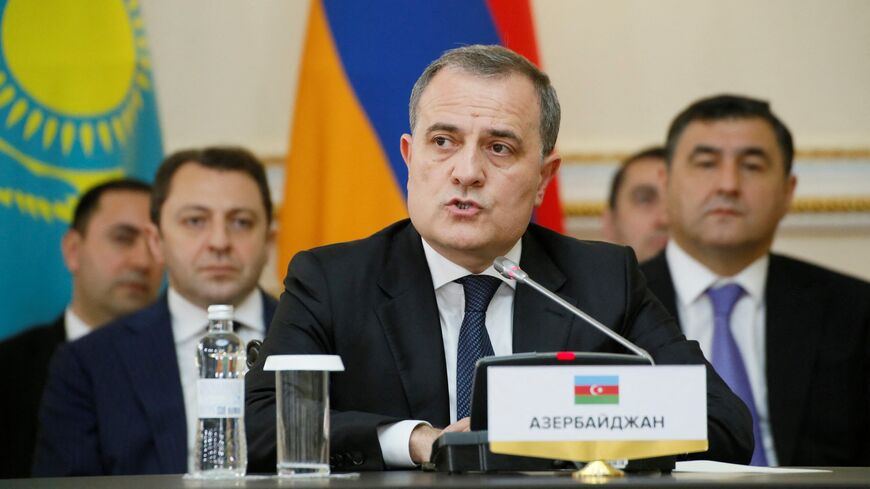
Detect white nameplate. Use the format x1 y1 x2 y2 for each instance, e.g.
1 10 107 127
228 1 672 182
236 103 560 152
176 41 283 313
487 365 707 460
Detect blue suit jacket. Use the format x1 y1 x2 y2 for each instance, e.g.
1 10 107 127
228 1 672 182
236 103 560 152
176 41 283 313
32 292 277 476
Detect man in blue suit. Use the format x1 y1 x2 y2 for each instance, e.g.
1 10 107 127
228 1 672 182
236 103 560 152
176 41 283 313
33 147 278 476
0 178 163 479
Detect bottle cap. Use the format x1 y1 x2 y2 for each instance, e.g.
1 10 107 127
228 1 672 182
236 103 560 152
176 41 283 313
207 304 234 320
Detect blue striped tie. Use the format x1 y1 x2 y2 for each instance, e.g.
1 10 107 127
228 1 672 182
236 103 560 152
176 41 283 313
455 275 501 420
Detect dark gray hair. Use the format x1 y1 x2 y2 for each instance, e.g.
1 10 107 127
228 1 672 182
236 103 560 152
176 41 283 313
150 146 273 227
607 146 666 210
408 44 560 157
666 94 794 174
72 179 151 235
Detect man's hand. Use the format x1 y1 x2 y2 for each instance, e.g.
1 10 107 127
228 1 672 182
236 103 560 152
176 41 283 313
442 417 471 434
409 424 441 464
408 418 471 464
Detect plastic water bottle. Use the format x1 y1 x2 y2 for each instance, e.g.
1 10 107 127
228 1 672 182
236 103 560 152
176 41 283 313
192 305 247 478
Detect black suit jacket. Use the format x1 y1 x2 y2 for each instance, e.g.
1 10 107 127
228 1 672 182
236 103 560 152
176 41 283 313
33 292 277 476
247 220 753 471
642 252 870 466
0 316 65 478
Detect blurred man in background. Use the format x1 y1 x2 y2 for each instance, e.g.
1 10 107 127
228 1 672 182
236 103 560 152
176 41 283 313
33 147 277 476
0 179 163 478
602 147 669 262
643 94 870 466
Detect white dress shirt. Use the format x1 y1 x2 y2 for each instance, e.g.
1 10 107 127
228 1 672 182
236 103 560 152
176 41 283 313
64 308 93 342
376 238 521 467
666 241 778 465
168 287 266 471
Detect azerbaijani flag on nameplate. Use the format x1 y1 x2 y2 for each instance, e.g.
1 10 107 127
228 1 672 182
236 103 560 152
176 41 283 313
0 0 163 339
575 375 620 404
277 0 564 274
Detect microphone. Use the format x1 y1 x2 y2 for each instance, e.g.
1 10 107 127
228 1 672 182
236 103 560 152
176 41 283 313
494 256 655 365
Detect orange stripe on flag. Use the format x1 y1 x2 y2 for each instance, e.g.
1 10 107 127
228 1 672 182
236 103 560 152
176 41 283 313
277 0 407 276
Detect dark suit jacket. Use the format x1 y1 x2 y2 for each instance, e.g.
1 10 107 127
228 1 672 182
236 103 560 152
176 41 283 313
32 292 277 477
0 316 65 478
246 220 753 472
642 252 870 466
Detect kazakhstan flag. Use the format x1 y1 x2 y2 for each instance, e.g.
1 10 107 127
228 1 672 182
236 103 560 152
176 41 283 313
0 0 163 339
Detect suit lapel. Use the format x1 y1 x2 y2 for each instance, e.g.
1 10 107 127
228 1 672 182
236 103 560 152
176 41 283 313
115 297 187 473
641 253 679 321
512 230 574 352
375 225 450 426
260 290 278 332
765 255 822 466
50 315 66 343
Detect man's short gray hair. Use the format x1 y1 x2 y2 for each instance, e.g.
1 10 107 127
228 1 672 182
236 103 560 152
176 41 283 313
408 44 560 157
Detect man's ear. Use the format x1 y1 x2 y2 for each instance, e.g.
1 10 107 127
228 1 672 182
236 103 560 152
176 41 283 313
61 230 82 273
534 152 562 206
145 222 164 264
400 134 413 168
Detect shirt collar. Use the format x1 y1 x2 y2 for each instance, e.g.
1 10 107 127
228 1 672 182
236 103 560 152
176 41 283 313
666 240 769 305
421 238 521 291
64 307 93 342
168 287 265 344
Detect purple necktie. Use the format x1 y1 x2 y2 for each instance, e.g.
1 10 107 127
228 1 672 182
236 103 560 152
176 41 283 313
707 283 768 466
455 275 501 420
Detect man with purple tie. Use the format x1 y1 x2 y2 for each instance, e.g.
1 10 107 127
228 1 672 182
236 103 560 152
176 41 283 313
641 94 870 466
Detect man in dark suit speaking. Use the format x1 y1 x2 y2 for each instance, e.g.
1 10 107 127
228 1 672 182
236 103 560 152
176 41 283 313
641 94 870 466
246 45 753 472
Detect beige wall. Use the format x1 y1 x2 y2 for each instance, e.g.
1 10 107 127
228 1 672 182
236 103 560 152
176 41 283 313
537 0 870 151
141 0 870 282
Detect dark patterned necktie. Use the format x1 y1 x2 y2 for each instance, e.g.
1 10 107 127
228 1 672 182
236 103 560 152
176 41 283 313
455 275 502 419
708 283 768 466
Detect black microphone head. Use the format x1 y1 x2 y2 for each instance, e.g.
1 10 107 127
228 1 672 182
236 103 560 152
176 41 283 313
494 256 528 283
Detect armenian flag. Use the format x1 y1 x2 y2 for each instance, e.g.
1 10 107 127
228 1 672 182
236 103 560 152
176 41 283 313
276 0 564 275
0 0 163 339
575 375 620 405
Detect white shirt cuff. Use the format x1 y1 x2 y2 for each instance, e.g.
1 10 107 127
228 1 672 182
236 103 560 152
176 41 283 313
376 420 431 468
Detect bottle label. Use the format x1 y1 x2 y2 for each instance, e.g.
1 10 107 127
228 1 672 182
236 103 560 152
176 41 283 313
197 379 244 418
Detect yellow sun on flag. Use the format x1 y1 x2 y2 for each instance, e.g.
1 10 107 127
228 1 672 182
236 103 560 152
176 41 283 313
0 0 152 158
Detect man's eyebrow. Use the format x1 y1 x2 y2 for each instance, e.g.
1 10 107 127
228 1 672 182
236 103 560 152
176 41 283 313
629 184 659 201
227 207 260 217
424 123 459 135
175 205 210 215
486 128 521 143
738 147 772 163
689 145 722 157
107 223 142 236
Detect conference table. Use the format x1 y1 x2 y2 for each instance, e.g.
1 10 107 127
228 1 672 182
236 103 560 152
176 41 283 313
3 468 869 489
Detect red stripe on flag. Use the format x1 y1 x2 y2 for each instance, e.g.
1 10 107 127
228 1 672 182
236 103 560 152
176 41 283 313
485 0 540 65
575 385 620 396
536 179 565 233
486 0 564 234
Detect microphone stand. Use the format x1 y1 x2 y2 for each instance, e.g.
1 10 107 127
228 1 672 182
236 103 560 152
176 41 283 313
494 257 655 365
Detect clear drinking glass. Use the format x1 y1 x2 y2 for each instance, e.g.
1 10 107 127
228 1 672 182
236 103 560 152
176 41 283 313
276 370 330 477
264 355 344 478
